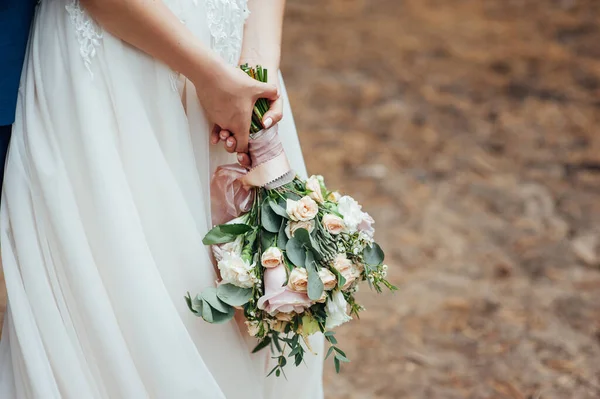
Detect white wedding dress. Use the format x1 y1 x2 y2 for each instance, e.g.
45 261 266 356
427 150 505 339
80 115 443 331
0 0 324 398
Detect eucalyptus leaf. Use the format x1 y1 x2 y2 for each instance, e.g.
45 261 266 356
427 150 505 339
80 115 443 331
293 228 312 247
216 283 253 307
201 287 230 314
201 300 213 323
261 200 282 233
286 237 306 267
363 243 385 266
278 219 288 250
207 306 235 324
260 230 276 251
269 199 289 219
305 251 324 301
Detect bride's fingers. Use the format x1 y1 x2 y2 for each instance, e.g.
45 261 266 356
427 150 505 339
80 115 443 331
225 136 236 153
219 130 231 141
237 153 251 168
210 125 220 144
262 97 283 129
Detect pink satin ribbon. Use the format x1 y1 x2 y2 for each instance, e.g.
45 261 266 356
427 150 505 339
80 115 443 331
211 125 293 225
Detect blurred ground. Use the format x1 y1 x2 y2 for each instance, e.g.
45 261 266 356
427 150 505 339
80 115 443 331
1 1 600 398
281 0 600 398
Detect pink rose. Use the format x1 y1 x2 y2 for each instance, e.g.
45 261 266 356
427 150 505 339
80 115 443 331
257 265 312 315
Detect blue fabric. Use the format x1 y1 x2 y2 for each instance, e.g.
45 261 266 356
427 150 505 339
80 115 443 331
0 1 37 125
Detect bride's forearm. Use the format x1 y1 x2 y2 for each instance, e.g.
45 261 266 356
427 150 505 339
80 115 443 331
81 0 225 85
239 0 286 74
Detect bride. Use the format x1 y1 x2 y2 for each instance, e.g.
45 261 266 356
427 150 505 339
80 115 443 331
0 0 324 398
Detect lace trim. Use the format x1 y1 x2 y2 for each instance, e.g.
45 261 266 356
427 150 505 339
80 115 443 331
205 0 250 66
65 0 103 78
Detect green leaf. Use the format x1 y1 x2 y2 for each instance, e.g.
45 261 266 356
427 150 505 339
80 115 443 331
269 199 289 219
216 283 253 307
201 287 231 314
252 337 271 353
261 200 282 233
326 334 338 345
286 237 306 267
267 365 279 377
334 357 341 373
325 346 335 360
203 225 241 245
278 219 288 250
275 369 281 377
333 347 347 357
363 243 385 266
295 353 303 366
260 230 276 251
335 353 351 363
219 224 253 235
324 331 335 337
305 251 324 301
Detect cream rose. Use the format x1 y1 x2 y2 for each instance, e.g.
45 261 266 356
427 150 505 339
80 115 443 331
322 214 345 235
316 292 328 303
268 319 289 333
275 312 294 322
287 267 309 292
246 320 267 337
318 268 337 291
285 220 315 238
332 254 356 290
261 247 284 269
306 175 325 204
286 196 318 222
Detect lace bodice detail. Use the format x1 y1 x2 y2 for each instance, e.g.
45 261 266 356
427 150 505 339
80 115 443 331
65 0 249 77
205 0 250 66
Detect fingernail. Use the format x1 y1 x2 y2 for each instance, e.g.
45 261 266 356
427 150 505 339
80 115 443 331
263 117 273 128
237 154 244 163
227 140 234 148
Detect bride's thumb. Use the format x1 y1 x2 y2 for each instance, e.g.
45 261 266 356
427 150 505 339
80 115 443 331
254 82 279 101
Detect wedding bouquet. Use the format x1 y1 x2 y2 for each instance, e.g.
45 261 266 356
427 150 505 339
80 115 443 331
186 66 396 377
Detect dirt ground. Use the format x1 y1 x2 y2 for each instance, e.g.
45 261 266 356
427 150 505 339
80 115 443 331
2 0 600 398
280 0 600 398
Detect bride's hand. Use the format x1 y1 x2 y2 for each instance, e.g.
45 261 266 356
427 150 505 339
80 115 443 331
197 65 279 154
211 73 283 168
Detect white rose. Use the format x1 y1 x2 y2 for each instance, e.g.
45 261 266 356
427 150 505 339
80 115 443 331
337 195 365 233
287 267 308 292
212 235 243 262
318 268 337 291
217 251 257 288
286 196 319 222
285 220 315 238
261 247 284 269
325 290 352 329
322 214 345 235
306 175 325 204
